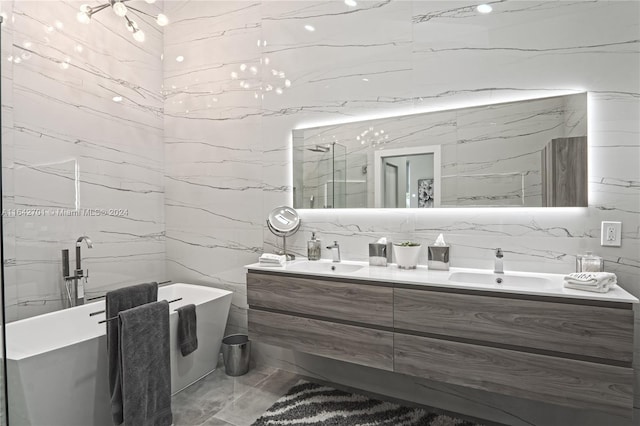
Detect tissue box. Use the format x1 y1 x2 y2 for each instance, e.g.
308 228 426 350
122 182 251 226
428 245 450 270
369 243 392 266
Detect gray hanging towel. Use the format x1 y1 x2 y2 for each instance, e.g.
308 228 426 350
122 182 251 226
106 282 158 425
177 304 198 356
118 300 172 426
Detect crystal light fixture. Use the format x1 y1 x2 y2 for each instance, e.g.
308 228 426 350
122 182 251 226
230 39 292 100
76 0 168 43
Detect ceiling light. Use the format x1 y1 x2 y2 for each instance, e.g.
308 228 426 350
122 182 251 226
112 1 128 17
112 96 123 102
176 55 184 62
132 29 145 42
477 4 493 14
304 24 315 32
76 1 168 43
156 13 169 26
345 0 357 6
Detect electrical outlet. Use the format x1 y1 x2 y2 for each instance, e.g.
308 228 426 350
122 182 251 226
601 221 622 247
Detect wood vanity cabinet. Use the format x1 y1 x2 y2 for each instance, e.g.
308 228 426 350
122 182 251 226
247 272 394 370
246 271 634 417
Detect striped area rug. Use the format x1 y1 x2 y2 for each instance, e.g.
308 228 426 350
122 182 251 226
252 381 482 426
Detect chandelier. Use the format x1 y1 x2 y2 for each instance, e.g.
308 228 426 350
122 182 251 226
76 0 168 43
230 39 292 99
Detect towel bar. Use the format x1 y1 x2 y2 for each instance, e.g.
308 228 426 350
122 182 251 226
97 298 183 324
87 280 173 314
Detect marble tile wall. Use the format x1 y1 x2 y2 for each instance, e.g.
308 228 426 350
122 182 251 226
294 93 587 208
163 0 639 424
0 0 637 423
1 0 166 321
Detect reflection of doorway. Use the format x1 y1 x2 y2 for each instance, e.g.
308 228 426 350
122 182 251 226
383 163 398 208
374 145 441 208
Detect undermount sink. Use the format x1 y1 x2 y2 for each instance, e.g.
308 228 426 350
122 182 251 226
286 261 364 274
448 271 551 287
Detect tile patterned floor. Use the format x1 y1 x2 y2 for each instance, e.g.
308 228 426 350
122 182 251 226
171 358 301 426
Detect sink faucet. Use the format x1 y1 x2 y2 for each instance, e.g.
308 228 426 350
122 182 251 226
61 236 93 307
494 248 504 274
326 241 341 263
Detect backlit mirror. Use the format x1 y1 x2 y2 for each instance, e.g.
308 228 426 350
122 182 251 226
292 93 587 208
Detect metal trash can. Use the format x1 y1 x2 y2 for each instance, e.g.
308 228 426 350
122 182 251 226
221 334 251 376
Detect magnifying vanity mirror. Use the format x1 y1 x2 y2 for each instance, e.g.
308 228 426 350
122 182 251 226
292 93 587 209
266 206 301 260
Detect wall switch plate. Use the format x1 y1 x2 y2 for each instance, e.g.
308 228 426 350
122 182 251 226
601 221 622 247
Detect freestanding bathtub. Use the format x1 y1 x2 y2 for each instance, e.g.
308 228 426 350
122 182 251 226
5 283 233 426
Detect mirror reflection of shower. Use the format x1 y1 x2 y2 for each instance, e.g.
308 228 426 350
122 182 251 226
308 145 330 153
306 142 346 208
293 135 368 208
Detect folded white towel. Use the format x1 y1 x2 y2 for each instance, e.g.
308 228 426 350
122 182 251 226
563 272 616 286
564 282 615 293
259 253 286 266
564 272 616 293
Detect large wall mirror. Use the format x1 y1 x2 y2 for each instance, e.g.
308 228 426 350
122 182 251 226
292 93 587 209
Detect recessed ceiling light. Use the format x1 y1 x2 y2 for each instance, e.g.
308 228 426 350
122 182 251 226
176 55 184 62
304 24 315 32
112 96 123 102
345 0 357 6
362 78 369 82
477 4 493 14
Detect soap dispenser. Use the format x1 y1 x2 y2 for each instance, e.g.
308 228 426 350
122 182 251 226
307 232 321 261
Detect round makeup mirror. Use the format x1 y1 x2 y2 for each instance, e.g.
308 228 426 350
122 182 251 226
266 206 301 260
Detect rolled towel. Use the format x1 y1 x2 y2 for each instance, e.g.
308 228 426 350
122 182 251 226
177 304 198 356
563 272 617 286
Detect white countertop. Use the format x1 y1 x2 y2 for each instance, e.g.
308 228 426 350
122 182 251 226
246 259 639 304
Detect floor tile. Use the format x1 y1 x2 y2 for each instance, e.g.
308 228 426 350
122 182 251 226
200 417 236 426
172 358 279 426
213 370 301 426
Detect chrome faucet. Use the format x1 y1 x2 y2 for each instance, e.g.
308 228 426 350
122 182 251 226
326 241 341 263
494 248 504 274
62 236 93 307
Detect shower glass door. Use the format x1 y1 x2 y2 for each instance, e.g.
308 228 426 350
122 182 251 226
0 9 8 425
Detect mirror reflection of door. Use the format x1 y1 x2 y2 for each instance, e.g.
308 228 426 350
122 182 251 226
383 162 398 208
376 148 439 208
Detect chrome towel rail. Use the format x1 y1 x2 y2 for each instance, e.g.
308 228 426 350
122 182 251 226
86 280 172 310
97 298 182 324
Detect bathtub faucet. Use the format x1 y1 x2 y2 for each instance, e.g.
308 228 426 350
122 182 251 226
62 236 93 307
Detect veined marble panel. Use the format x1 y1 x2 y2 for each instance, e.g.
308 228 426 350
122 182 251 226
163 2 640 424
3 0 165 320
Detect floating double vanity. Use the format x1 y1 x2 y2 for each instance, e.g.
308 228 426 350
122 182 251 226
246 259 637 417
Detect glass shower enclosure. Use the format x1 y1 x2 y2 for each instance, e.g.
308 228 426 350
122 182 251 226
295 142 347 209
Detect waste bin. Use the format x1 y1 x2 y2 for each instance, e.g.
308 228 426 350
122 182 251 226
221 334 251 376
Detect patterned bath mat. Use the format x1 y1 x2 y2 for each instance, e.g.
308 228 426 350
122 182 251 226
252 381 483 426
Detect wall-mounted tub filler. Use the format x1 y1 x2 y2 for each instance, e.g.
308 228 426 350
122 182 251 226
62 236 93 307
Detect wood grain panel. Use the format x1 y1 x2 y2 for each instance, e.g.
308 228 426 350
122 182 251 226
249 309 393 370
394 288 633 363
394 334 633 417
541 136 587 207
247 272 393 327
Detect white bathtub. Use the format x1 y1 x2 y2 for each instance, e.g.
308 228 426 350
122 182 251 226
6 283 233 426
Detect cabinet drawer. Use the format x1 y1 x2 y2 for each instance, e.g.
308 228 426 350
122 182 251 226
247 272 393 328
394 333 633 416
249 309 393 371
394 288 633 363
